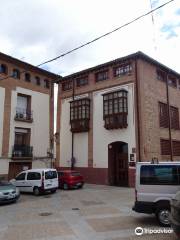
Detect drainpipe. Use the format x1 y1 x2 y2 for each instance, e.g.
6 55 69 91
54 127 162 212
135 59 141 162
166 72 173 161
71 78 75 169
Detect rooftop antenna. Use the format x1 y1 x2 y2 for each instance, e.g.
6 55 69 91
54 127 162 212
149 0 158 55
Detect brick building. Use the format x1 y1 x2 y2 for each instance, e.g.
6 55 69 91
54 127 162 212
0 52 58 179
56 51 180 187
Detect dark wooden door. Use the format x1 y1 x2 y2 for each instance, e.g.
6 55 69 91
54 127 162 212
115 152 128 186
8 162 32 180
108 142 128 186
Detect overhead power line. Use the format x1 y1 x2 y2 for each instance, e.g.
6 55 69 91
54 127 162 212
37 0 174 67
0 0 175 82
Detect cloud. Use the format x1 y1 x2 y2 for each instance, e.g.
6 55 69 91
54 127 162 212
0 0 179 75
161 23 179 39
176 9 180 15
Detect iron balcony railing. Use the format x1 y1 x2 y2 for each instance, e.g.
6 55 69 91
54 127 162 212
12 145 33 158
15 107 33 122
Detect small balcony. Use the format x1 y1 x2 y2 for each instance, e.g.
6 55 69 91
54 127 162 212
14 108 33 123
12 145 33 160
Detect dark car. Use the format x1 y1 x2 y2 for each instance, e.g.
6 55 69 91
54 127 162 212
170 191 180 238
0 181 20 204
57 170 84 190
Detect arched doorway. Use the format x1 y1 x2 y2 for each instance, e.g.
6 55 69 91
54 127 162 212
108 141 128 186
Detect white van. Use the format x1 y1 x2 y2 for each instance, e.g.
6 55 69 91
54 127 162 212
11 168 58 196
132 162 180 226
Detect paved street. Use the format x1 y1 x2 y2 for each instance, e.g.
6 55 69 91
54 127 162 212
0 184 178 240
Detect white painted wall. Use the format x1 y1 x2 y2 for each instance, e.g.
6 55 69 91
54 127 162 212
59 86 135 169
93 83 136 168
32 159 51 169
60 96 89 167
0 159 10 175
0 87 5 157
9 87 50 158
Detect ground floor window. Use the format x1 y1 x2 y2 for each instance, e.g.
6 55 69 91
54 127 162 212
160 139 180 156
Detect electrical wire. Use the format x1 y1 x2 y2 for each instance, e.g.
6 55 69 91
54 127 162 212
0 0 175 82
37 0 174 67
149 0 158 52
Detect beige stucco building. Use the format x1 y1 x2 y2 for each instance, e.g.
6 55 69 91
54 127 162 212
0 52 57 179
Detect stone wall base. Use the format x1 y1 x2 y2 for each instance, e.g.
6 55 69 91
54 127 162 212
57 166 136 187
128 167 136 188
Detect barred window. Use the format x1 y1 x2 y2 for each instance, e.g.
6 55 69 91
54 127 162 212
62 80 72 91
12 69 20 79
168 75 177 88
0 64 8 74
160 139 180 156
95 70 109 82
35 76 41 86
160 139 171 155
70 98 90 133
44 79 50 89
114 64 132 77
25 73 31 82
76 76 88 87
157 69 166 82
159 102 179 130
103 90 128 130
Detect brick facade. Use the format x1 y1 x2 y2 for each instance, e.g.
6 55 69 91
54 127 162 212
56 52 180 187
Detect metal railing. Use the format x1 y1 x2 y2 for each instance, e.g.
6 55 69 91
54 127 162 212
15 107 33 121
12 145 33 158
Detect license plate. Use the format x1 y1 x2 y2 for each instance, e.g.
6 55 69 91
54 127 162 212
76 183 81 186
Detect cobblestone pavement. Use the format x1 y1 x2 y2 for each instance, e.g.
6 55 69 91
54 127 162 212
0 184 178 240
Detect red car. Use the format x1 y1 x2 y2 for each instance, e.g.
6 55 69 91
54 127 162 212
57 170 84 190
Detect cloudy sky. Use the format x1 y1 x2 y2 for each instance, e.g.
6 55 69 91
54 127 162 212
0 0 179 76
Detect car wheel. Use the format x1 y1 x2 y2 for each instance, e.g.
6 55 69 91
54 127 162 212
51 189 56 194
33 187 40 196
156 208 170 227
63 183 68 190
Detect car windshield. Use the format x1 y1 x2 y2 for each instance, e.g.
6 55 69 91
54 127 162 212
45 171 57 179
0 181 11 186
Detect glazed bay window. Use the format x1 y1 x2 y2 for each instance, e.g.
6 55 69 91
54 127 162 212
114 63 132 77
70 98 90 133
103 90 128 130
